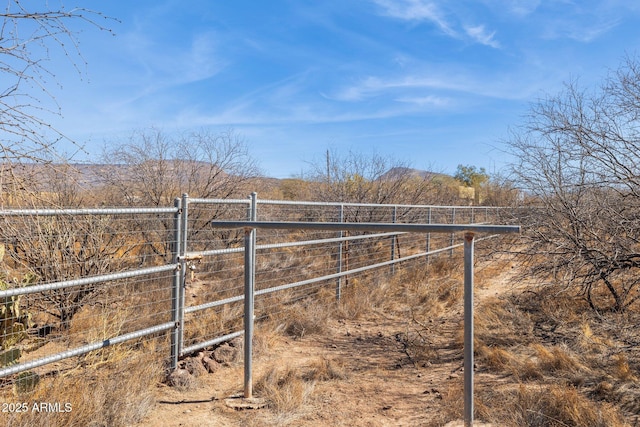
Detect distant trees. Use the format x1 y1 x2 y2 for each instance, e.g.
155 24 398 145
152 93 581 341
305 149 458 208
507 55 640 312
99 128 260 256
454 164 489 205
454 164 488 188
99 128 259 207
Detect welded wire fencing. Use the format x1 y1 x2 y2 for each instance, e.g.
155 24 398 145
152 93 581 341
0 194 514 410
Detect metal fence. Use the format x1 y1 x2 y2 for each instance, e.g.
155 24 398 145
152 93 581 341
0 194 518 425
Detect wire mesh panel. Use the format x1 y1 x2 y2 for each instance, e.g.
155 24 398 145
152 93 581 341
0 208 178 406
180 198 249 353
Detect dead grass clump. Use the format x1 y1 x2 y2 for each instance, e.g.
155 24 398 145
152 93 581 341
475 297 533 347
183 302 244 346
576 321 614 355
4 348 162 427
427 256 459 277
254 364 315 424
476 344 547 381
274 301 331 339
531 343 588 376
478 384 627 427
513 285 586 330
336 277 382 319
612 353 637 382
302 356 348 381
477 344 519 372
386 260 463 321
432 276 463 308
422 383 466 427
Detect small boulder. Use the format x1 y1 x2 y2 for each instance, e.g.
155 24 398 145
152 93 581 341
213 343 239 364
228 336 243 349
167 368 196 389
184 357 207 378
202 356 219 373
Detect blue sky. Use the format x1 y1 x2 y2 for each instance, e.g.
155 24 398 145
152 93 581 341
43 0 640 178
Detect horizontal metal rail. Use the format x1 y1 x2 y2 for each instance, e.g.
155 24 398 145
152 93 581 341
185 294 245 314
0 264 178 298
186 247 245 258
257 199 507 211
211 220 520 235
256 231 404 250
0 322 175 378
181 330 244 356
188 198 250 205
184 231 406 259
0 207 178 216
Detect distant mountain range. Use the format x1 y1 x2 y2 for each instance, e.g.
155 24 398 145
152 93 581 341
380 167 450 181
9 163 452 192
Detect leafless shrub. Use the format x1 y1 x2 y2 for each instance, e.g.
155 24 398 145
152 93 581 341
506 55 640 312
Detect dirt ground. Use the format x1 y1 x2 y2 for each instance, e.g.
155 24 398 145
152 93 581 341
136 264 517 427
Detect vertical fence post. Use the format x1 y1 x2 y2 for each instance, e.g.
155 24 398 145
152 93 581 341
450 208 456 257
170 197 182 370
464 231 475 427
244 192 257 399
426 207 432 264
390 206 397 275
177 193 189 358
336 204 344 301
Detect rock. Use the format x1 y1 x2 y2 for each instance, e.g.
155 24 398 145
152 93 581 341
202 356 219 373
184 357 207 377
213 343 239 364
167 369 196 388
228 336 243 349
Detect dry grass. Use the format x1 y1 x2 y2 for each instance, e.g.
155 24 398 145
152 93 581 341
301 356 348 382
2 346 162 427
477 384 627 427
249 356 348 426
465 265 640 424
253 364 315 425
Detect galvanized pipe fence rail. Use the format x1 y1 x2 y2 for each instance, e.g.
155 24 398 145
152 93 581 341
0 194 518 426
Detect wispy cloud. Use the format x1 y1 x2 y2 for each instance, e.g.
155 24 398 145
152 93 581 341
371 0 456 36
326 75 463 102
125 29 226 87
464 24 500 48
371 0 500 48
497 0 541 17
541 18 620 43
327 67 549 104
394 95 451 107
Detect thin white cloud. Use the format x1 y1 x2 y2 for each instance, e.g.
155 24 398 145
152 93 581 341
464 25 500 48
327 74 467 102
327 69 547 104
493 0 541 17
394 95 451 107
371 0 500 48
542 18 620 43
371 0 457 37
